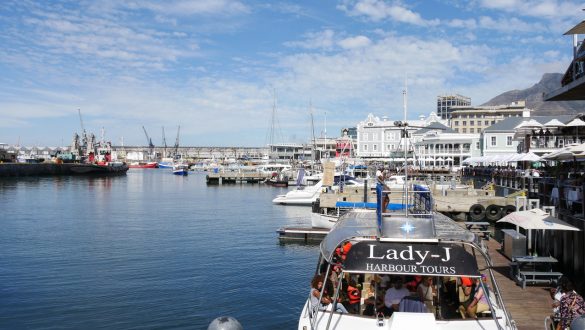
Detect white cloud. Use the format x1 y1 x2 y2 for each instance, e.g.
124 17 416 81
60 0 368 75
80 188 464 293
284 30 336 50
338 0 440 26
479 0 583 20
338 35 372 49
124 0 249 16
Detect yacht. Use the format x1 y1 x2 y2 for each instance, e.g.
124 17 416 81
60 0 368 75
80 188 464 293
272 175 362 206
298 184 516 330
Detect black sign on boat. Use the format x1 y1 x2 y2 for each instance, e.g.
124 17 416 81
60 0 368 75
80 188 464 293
343 241 480 277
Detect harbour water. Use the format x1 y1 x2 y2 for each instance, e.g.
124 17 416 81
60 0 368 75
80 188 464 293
0 170 319 329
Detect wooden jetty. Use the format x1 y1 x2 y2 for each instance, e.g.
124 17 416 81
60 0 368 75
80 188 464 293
205 171 272 184
466 226 555 330
276 227 329 241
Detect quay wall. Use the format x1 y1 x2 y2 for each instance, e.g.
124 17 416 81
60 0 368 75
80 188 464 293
0 163 125 177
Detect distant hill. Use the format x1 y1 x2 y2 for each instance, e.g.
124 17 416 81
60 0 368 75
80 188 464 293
480 73 585 115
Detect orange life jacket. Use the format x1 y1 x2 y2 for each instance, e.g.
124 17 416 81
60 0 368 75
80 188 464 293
348 285 361 304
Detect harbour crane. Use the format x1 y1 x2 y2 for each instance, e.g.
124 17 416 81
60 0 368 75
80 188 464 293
142 126 154 160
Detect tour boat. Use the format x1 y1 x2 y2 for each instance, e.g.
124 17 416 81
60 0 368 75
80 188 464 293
298 184 516 329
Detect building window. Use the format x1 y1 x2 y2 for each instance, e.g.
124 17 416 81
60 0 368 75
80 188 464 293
364 144 368 151
484 120 489 125
470 128 474 133
507 136 513 146
462 128 467 133
454 121 459 126
491 136 496 146
476 142 480 149
491 121 495 124
462 121 467 126
470 120 474 126
363 133 368 141
373 144 377 151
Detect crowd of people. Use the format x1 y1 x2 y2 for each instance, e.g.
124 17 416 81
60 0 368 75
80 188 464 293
309 272 495 320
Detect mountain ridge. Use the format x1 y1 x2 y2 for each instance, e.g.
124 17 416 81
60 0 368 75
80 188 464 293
480 73 584 115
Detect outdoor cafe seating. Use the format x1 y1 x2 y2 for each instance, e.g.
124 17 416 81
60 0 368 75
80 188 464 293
497 208 581 289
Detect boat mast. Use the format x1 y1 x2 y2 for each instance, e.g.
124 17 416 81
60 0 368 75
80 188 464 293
403 78 408 217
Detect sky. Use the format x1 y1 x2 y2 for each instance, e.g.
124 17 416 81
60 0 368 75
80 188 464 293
0 0 583 147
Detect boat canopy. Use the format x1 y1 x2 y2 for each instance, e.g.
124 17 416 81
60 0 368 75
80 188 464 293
320 211 475 267
343 241 480 277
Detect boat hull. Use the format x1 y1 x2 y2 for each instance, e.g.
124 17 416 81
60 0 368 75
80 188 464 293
128 162 158 168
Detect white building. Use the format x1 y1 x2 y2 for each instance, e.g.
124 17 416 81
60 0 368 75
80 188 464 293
412 122 481 168
356 112 446 158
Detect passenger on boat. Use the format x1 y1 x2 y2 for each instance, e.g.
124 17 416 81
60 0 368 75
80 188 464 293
310 274 349 314
461 277 489 318
384 277 409 316
363 280 378 316
457 276 474 318
347 279 361 314
417 276 437 314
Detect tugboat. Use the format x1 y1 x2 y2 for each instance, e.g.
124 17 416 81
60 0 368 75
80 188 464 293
298 183 517 329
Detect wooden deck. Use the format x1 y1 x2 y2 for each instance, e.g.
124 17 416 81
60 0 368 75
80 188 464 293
468 229 554 330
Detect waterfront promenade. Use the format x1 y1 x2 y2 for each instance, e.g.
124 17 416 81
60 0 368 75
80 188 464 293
470 229 553 330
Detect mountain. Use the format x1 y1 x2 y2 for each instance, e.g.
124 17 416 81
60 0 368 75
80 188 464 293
480 73 585 115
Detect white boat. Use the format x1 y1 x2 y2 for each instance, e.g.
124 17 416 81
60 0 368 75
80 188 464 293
272 175 362 206
298 184 516 329
172 164 189 176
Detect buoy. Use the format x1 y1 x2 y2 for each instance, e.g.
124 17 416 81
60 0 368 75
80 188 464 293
485 205 502 222
469 204 485 221
208 316 243 330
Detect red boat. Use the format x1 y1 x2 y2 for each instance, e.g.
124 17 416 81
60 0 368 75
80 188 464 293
128 162 159 168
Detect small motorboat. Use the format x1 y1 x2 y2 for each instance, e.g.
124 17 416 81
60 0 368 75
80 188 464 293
172 164 189 176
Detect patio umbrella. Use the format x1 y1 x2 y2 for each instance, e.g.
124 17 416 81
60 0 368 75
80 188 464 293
519 152 542 162
497 208 581 253
544 119 566 128
514 119 544 130
543 143 585 160
566 118 585 142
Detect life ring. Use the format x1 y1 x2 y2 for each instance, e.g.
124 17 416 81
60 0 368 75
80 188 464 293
469 204 486 221
485 204 502 222
501 205 516 216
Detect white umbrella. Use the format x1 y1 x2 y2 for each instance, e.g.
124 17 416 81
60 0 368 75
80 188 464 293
515 119 544 130
519 152 542 162
565 118 585 127
566 118 585 141
497 208 581 253
544 119 566 127
543 143 585 160
444 157 453 161
497 208 580 231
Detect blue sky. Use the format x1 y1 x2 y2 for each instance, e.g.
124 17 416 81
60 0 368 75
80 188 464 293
0 0 583 147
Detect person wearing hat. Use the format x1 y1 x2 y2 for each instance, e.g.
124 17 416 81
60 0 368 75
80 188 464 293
457 277 474 318
376 167 390 212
